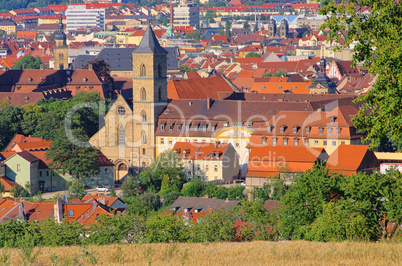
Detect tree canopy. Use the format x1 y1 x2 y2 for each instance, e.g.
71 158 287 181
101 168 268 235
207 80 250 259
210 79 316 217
12 55 42 70
321 1 402 148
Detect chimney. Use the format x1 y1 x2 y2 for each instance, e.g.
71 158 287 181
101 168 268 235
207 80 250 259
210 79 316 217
225 198 229 202
54 198 63 223
88 64 93 71
204 195 210 199
41 135 44 140
207 97 213 109
208 208 213 213
99 196 106 205
170 3 174 29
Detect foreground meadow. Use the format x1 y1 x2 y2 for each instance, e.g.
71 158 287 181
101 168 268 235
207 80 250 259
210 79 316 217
2 240 402 265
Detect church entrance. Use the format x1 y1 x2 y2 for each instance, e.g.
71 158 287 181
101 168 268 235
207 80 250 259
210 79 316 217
117 163 128 181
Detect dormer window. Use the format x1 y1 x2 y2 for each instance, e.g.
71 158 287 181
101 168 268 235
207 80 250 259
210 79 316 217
262 137 267 145
182 151 186 158
215 153 219 159
283 138 288 146
160 124 165 131
194 125 199 131
169 124 173 131
319 127 323 135
293 126 299 134
272 138 277 146
267 126 272 133
337 128 341 136
247 122 253 129
330 116 336 124
328 128 332 135
203 125 207 131
294 138 299 146
306 127 311 134
280 126 286 133
223 121 229 128
177 124 182 131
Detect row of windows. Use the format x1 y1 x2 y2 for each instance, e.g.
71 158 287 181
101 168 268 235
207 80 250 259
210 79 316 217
261 137 346 147
118 125 147 145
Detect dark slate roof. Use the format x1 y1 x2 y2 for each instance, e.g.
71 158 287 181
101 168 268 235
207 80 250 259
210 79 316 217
171 196 240 213
164 46 179 70
72 55 96 70
97 48 134 71
135 26 167 54
17 151 39 163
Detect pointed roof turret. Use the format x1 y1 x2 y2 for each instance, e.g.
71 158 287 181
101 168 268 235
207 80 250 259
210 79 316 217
135 25 168 54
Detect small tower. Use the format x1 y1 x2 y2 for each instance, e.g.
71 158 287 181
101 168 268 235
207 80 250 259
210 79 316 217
54 14 68 70
268 18 276 38
279 19 289 39
310 57 337 94
131 25 168 167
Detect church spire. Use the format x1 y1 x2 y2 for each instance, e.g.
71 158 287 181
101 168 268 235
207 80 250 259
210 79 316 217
135 25 168 54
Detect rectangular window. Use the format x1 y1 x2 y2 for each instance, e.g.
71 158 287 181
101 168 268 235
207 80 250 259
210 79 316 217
223 122 228 128
68 210 74 217
214 165 218 172
328 128 332 135
262 138 267 145
142 148 146 155
235 141 240 147
293 127 297 134
194 125 198 131
306 127 310 134
16 164 21 172
267 126 272 133
341 141 345 145
177 124 182 131
203 125 207 131
39 171 42 177
197 165 201 171
337 128 341 136
52 181 57 188
280 127 285 133
169 124 173 131
104 168 109 174
62 181 67 187
247 122 252 129
205 165 209 171
283 138 288 146
168 139 172 145
161 124 165 131
314 140 319 146
160 138 164 144
212 125 216 132
323 140 327 146
294 138 299 146
45 181 50 187
186 125 190 132
272 138 277 146
332 141 337 146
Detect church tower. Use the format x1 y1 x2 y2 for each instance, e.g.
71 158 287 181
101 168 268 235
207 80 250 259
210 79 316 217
53 14 68 70
131 25 168 168
310 57 337 94
279 19 289 39
268 18 276 38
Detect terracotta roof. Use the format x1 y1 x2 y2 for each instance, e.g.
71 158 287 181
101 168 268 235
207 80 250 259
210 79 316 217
235 57 263 64
23 201 54 221
167 77 234 100
327 145 380 175
0 198 20 222
80 195 122 208
0 176 23 191
256 57 320 74
249 81 312 94
173 142 229 160
264 199 280 212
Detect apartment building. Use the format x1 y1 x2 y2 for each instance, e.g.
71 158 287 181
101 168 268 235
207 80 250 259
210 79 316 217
66 5 105 33
173 2 199 28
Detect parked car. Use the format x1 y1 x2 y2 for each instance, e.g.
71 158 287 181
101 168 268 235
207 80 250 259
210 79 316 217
96 187 109 192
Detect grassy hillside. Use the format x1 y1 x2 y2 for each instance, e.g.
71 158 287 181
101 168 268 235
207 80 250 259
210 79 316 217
3 241 402 265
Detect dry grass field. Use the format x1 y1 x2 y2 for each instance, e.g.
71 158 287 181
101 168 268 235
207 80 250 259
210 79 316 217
3 240 402 265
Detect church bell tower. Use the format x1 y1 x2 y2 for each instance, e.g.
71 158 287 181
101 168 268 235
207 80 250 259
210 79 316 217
54 14 68 70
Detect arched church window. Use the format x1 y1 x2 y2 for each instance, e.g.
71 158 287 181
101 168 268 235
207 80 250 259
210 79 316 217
141 88 146 101
141 131 147 144
118 124 125 146
59 53 64 60
141 110 146 123
140 64 146 77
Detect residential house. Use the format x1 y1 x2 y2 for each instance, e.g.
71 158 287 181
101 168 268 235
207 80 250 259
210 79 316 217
172 142 239 183
167 195 240 223
0 19 17 35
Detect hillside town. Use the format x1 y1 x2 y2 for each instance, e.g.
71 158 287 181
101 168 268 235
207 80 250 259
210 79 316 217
0 0 401 251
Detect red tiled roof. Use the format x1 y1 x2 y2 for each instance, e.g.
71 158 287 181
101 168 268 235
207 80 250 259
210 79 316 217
167 77 234 100
0 176 23 191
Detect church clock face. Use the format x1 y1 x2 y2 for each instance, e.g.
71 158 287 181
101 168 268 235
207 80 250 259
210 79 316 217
118 106 125 116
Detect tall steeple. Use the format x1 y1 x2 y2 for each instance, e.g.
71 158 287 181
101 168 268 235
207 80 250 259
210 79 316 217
54 13 68 70
135 25 168 54
54 14 66 47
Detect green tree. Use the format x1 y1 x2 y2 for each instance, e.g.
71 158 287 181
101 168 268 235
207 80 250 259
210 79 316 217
321 0 402 148
253 22 258 32
139 150 187 193
128 192 161 217
274 71 287 77
278 162 342 239
245 52 261 58
68 179 86 199
204 10 217 21
179 65 195 73
219 23 224 36
46 128 100 180
12 55 42 70
225 20 231 39
145 214 188 243
180 178 205 197
84 58 114 87
262 72 272 78
121 175 141 199
243 21 250 30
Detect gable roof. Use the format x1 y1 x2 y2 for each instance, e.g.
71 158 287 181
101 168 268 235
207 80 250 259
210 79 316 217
135 25 167 54
167 77 234 100
0 176 23 191
171 196 240 213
